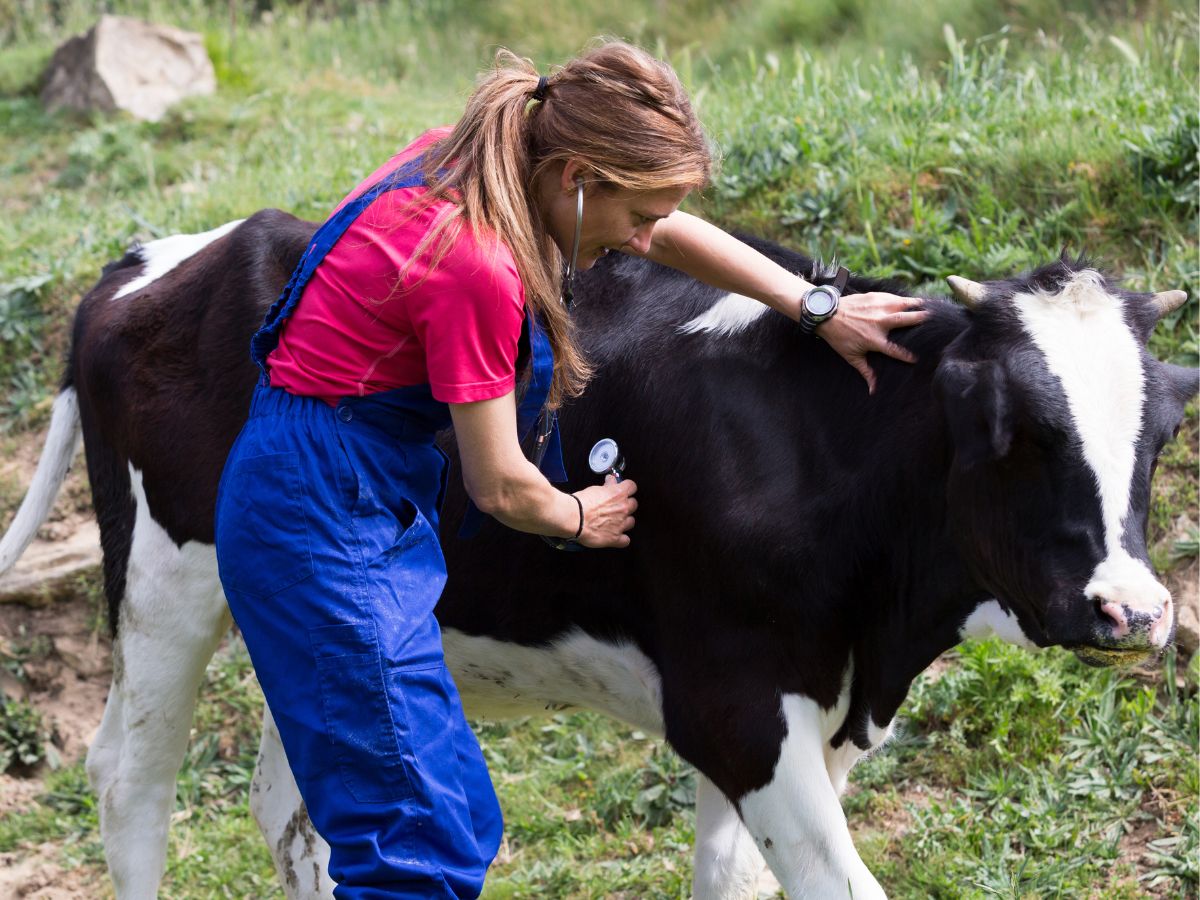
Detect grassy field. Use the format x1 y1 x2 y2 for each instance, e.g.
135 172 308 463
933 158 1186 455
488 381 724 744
1 0 1197 897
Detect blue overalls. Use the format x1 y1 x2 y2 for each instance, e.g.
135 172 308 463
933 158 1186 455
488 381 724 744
214 162 561 898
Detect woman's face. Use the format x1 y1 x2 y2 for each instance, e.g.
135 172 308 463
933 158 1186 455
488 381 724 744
541 161 690 270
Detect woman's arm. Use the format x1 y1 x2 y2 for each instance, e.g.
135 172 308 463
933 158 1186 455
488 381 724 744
641 211 927 393
449 392 638 548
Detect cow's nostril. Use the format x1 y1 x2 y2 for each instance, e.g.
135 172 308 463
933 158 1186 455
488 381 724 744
1094 597 1129 636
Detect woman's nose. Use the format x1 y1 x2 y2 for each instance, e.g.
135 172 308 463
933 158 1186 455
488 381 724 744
625 224 654 254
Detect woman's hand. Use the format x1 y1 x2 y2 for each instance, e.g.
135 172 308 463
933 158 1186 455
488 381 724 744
815 292 928 393
573 475 638 548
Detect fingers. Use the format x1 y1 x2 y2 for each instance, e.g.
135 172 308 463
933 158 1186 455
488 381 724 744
878 340 917 364
577 477 639 549
885 310 929 330
862 292 926 310
850 356 877 394
605 474 638 497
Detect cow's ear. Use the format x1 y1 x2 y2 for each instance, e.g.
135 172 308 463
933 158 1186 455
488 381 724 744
1167 364 1200 402
935 358 1013 468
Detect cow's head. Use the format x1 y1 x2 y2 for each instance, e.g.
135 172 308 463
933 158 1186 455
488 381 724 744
935 259 1197 666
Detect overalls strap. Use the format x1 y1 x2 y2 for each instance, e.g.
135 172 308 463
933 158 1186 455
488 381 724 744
250 160 428 375
249 156 567 522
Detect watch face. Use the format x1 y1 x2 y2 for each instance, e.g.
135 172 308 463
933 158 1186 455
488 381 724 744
806 288 836 316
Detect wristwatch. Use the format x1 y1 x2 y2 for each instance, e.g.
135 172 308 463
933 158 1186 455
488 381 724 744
799 266 850 335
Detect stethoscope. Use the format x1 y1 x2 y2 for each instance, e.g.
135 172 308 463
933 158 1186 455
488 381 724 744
587 438 624 482
563 179 584 308
537 182 627 550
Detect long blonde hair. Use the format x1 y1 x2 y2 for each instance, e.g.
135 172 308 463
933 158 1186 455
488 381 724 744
407 41 712 407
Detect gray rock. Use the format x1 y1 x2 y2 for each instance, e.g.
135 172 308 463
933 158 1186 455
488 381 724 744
0 521 100 607
1172 559 1198 657
41 15 216 122
51 634 111 678
1156 514 1199 658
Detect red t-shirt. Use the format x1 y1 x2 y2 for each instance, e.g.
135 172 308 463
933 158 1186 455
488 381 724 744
266 128 526 405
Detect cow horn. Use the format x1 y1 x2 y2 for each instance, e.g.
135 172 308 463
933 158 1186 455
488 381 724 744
947 275 986 309
1152 290 1187 318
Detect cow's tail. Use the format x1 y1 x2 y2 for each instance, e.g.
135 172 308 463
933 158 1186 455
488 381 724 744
0 388 82 573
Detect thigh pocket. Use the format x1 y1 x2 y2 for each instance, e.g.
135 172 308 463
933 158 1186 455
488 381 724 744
217 451 314 599
311 621 414 804
385 661 468 810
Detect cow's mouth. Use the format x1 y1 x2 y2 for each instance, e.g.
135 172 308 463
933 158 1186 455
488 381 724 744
1067 644 1155 668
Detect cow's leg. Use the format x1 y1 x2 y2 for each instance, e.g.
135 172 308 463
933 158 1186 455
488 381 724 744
693 773 776 900
251 706 335 899
736 695 884 900
85 468 230 899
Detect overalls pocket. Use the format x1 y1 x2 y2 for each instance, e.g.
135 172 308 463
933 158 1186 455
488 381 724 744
385 661 470 816
216 451 314 598
310 620 414 805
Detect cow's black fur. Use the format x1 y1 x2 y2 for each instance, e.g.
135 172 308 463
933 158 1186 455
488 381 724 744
68 210 312 629
66 212 1192 811
435 243 1190 800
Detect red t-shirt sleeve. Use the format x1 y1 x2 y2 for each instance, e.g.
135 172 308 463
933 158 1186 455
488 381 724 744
408 230 526 404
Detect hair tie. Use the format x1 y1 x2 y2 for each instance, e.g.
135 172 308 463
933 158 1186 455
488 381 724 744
532 75 549 102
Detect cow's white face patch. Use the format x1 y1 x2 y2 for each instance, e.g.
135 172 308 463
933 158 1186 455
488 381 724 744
113 219 245 300
678 292 771 337
959 598 1037 649
442 627 665 736
1013 271 1166 625
1013 270 1143 556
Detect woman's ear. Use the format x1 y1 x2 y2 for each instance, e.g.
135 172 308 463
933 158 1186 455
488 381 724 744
560 159 586 193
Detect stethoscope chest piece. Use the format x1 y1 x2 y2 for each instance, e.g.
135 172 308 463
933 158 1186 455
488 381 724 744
588 438 624 481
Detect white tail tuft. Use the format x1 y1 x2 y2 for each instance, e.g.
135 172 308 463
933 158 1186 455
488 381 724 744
0 388 82 573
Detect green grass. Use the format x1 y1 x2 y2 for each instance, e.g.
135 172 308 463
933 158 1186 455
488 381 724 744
2 636 1194 897
0 0 1196 896
851 644 1199 898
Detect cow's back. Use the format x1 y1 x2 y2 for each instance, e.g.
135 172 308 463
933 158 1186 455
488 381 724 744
69 209 315 550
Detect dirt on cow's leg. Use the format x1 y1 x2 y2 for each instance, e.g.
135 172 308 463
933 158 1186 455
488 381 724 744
87 469 231 900
252 706 335 899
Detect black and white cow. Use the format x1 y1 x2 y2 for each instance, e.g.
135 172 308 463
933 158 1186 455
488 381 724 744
0 208 1193 899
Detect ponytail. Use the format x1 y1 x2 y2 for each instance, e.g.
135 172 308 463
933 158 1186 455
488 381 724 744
400 42 711 407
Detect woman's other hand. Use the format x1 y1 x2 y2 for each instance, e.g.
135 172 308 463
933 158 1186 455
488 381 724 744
816 292 928 394
573 475 638 548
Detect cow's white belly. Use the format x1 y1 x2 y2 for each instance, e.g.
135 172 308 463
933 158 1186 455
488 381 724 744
442 627 666 736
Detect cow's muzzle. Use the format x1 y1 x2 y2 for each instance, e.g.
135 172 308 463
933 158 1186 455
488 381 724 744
1070 556 1174 666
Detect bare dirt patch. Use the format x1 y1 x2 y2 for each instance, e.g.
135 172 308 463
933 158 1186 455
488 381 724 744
0 595 111 765
0 431 92 540
0 842 106 899
0 590 112 898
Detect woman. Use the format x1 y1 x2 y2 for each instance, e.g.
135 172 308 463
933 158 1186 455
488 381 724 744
215 41 923 899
